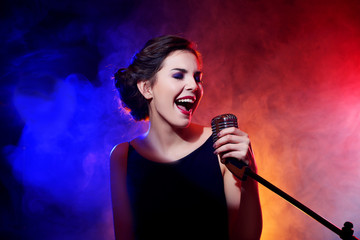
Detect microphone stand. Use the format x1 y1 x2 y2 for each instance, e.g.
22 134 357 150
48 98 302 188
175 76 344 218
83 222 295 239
225 158 358 240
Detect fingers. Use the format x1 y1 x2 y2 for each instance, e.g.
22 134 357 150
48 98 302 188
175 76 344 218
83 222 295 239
217 127 248 138
213 127 251 164
221 150 250 165
213 139 249 155
213 127 249 149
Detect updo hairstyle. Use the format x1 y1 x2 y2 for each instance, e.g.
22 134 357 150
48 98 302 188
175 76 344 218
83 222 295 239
114 35 201 121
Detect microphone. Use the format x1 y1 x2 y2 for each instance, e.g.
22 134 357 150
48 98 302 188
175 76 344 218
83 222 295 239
211 113 238 143
211 113 248 180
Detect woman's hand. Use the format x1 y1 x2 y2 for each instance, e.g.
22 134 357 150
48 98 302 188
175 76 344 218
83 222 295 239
213 127 256 170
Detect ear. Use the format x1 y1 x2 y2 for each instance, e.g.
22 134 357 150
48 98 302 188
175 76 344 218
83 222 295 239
137 80 153 100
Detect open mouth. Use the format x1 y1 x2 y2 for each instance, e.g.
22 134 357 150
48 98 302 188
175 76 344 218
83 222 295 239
175 97 196 113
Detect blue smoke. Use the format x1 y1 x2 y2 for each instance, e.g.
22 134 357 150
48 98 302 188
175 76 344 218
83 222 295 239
5 55 147 239
4 50 148 239
1 1 149 239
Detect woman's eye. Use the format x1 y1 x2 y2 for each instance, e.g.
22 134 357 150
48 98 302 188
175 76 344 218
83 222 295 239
194 72 203 83
172 72 184 79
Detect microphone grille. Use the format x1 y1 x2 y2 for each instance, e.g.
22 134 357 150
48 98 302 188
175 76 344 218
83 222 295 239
211 113 238 142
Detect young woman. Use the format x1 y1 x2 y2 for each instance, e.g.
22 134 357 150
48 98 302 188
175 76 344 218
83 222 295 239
110 35 262 240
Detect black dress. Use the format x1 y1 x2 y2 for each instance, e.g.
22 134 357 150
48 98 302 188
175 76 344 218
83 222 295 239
126 136 229 240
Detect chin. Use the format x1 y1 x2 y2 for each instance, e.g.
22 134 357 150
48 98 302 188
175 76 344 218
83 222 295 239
172 115 192 129
180 116 193 128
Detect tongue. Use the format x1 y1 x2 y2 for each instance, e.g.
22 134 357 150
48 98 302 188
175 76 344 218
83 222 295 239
176 103 188 112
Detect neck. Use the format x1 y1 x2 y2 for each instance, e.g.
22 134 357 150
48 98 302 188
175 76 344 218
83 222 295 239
132 116 210 162
143 118 204 155
147 122 194 147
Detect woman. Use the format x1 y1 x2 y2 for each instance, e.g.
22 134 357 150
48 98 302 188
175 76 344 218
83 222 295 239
110 35 262 240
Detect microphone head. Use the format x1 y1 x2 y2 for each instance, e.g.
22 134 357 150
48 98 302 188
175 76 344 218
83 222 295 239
211 113 238 142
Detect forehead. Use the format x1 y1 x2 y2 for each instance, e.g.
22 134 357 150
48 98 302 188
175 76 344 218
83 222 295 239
161 50 201 70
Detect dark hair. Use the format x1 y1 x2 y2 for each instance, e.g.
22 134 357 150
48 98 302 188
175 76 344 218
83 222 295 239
114 35 202 121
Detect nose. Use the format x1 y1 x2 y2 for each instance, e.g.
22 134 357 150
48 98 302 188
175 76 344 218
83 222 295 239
185 76 200 92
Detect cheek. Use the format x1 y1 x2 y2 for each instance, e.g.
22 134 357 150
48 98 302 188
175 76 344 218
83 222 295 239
197 84 204 98
153 84 177 103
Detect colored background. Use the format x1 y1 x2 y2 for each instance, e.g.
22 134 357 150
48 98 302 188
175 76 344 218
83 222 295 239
1 0 359 239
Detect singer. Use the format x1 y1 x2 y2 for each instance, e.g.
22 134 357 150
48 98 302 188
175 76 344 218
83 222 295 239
110 35 262 240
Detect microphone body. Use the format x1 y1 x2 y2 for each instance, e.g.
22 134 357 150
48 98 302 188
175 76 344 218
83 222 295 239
211 113 238 143
211 113 248 180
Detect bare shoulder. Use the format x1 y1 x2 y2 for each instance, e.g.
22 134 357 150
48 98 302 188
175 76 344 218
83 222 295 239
110 142 130 176
189 123 212 141
203 126 212 137
110 142 129 161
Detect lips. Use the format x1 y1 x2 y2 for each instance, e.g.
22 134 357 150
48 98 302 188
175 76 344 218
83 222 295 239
175 96 196 114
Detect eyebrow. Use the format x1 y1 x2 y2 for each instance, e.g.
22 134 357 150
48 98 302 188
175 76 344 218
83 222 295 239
171 68 202 74
171 68 187 73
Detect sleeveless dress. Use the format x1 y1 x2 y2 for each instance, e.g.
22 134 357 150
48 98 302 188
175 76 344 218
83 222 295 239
126 136 229 240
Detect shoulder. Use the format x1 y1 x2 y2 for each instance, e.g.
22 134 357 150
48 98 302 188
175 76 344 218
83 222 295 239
110 142 130 174
189 123 212 141
204 126 212 139
110 142 129 161
188 125 213 152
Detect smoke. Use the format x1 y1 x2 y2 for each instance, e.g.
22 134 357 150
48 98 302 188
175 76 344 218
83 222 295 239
1 0 360 239
4 53 147 239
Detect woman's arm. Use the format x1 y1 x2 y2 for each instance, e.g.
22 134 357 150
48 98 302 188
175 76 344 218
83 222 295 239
214 128 263 240
110 142 134 240
223 167 262 240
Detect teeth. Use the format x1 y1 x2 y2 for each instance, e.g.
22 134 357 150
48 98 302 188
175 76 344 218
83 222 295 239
177 99 194 103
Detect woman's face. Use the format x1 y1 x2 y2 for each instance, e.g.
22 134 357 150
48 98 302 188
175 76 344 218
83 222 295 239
147 50 203 128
